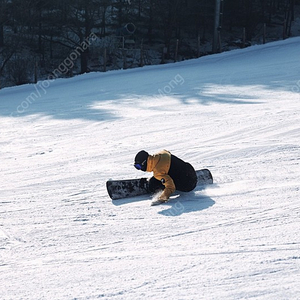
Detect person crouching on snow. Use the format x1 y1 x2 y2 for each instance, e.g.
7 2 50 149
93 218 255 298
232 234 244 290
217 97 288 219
134 150 197 205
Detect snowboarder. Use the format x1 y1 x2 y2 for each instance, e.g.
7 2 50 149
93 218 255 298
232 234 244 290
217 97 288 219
134 150 197 205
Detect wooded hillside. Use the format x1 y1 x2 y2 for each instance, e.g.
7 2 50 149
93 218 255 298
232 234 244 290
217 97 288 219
0 0 298 87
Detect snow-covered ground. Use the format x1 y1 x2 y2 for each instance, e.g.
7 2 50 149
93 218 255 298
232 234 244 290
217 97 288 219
1 37 300 300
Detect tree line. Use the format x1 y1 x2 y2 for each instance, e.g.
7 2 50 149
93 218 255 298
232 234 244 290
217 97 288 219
0 0 298 87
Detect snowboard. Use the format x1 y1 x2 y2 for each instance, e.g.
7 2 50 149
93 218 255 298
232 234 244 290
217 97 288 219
106 169 213 200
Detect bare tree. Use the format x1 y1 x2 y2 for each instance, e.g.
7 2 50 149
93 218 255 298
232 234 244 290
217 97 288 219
51 0 110 73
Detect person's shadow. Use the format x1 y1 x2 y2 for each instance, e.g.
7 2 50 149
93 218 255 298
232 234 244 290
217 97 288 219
157 187 215 216
112 185 215 216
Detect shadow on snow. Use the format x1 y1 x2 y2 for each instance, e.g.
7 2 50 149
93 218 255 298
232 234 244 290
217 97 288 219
0 42 297 122
112 185 215 216
158 186 215 217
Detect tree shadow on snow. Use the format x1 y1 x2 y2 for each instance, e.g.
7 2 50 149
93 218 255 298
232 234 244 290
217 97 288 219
0 50 297 122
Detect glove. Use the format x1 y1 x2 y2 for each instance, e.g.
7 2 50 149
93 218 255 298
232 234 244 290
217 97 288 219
158 193 169 202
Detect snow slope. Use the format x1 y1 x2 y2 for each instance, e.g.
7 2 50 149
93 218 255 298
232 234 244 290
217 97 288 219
0 37 300 300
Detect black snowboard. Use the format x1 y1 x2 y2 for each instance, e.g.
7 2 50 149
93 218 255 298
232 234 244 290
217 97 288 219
106 169 213 200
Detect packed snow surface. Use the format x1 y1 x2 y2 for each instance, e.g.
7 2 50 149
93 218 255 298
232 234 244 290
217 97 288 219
1 37 300 300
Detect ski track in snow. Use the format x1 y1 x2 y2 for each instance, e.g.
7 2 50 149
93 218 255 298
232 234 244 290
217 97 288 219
1 38 300 299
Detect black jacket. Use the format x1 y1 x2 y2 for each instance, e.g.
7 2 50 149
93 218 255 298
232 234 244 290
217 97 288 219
168 154 197 192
